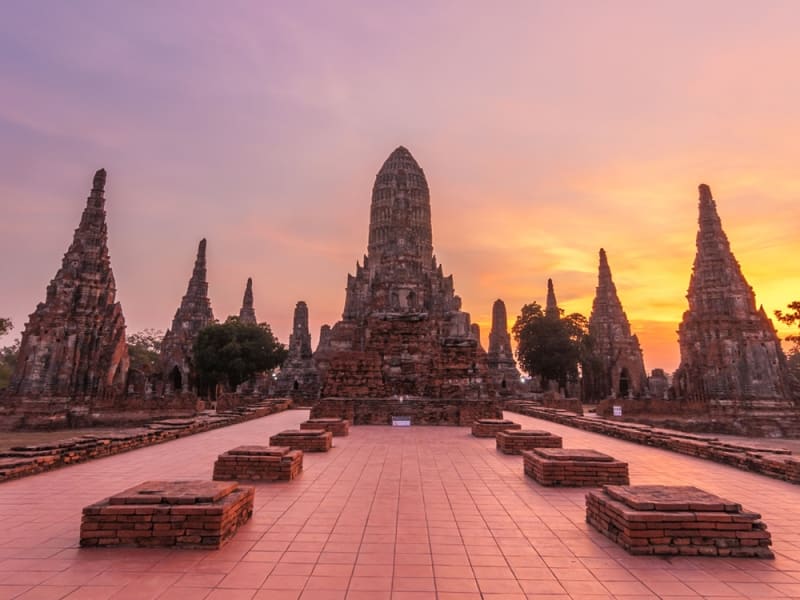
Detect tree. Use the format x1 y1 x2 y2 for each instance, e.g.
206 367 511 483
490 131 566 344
0 338 20 390
127 329 164 374
775 301 800 351
512 302 590 390
0 317 11 338
193 317 288 396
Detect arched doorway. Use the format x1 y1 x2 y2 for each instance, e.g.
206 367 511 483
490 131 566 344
619 368 630 398
170 366 183 393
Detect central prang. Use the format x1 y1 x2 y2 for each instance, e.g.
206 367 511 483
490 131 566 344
314 146 491 400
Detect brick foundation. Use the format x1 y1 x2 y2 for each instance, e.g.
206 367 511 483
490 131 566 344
496 429 562 454
471 419 521 438
586 485 773 558
523 448 629 486
269 429 333 452
80 480 254 549
213 446 302 481
310 397 502 426
300 418 350 437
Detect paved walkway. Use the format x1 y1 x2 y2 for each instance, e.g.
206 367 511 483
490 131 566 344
0 408 799 600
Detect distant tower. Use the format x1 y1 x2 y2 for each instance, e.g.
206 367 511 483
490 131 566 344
274 301 320 401
487 299 521 394
545 278 560 318
238 278 257 325
160 239 215 393
674 184 790 405
586 249 648 400
10 169 129 399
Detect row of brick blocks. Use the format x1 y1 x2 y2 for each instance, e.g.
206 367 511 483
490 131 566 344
473 418 773 558
80 419 348 549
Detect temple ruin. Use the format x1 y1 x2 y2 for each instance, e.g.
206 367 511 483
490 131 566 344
486 299 521 394
274 301 321 402
8 169 129 401
586 248 648 400
313 146 491 399
238 278 257 325
673 184 790 407
159 239 215 394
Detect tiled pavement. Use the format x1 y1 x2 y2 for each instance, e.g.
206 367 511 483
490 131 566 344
1 408 799 599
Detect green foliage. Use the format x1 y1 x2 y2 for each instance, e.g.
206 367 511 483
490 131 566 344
0 338 20 390
194 317 288 395
775 301 800 351
512 301 590 389
0 317 12 338
127 328 163 374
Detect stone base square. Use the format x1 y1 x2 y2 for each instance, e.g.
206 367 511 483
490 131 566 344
586 485 773 558
269 429 333 452
80 480 254 549
496 429 563 454
471 419 522 438
213 445 302 481
300 418 350 436
523 448 629 486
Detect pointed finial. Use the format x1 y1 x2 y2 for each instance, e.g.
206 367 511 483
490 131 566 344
698 183 713 203
197 238 207 257
546 278 559 318
92 168 106 193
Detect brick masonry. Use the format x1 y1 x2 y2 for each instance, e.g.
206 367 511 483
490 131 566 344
506 403 800 485
310 397 502 426
586 484 774 558
496 429 562 454
269 429 333 452
471 418 521 438
213 445 302 481
300 418 350 436
523 448 630 486
80 480 254 549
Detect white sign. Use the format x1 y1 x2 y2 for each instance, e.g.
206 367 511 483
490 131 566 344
612 405 622 417
392 416 411 427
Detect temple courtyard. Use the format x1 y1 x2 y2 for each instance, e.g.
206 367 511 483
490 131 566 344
1 409 799 600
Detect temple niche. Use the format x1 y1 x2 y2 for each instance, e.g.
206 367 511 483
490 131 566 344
9 169 129 401
159 239 215 394
673 184 791 407
486 299 521 395
314 146 490 399
274 301 321 402
585 249 648 401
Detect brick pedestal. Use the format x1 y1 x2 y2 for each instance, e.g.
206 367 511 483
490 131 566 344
523 448 629 486
80 480 254 549
471 419 521 438
300 418 350 437
213 446 302 481
269 429 333 452
496 429 562 454
586 485 773 558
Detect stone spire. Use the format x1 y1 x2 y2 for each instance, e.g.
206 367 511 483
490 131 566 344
10 168 129 399
487 298 520 393
545 278 560 318
675 184 789 404
160 239 215 393
274 301 320 401
586 248 648 400
238 277 257 325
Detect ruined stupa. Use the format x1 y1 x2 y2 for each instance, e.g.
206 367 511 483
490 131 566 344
274 301 321 401
486 299 521 394
9 169 129 400
545 278 560 318
314 146 490 399
673 184 790 407
238 278 257 325
159 239 215 393
586 249 648 400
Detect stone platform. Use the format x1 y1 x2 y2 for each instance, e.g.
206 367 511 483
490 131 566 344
79 480 254 549
269 429 332 452
496 429 562 454
523 448 629 486
310 397 502 426
472 418 521 438
300 418 350 436
213 445 302 481
586 485 774 558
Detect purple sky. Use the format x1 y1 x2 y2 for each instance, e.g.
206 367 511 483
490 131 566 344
2 1 799 372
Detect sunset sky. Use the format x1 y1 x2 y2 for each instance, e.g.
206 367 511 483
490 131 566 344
1 2 799 373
